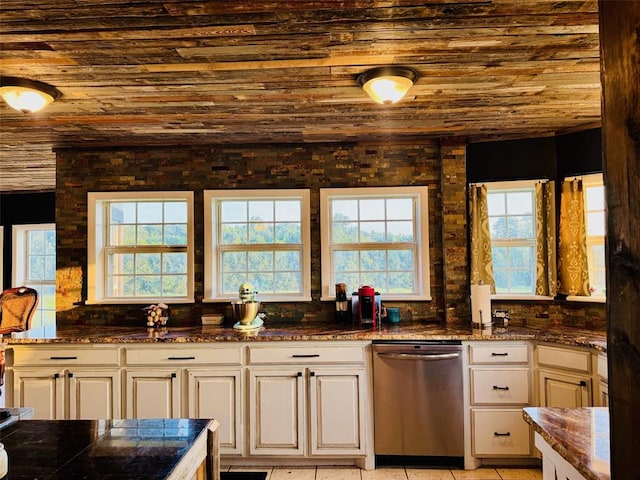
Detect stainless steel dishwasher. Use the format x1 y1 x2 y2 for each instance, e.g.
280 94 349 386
372 340 464 464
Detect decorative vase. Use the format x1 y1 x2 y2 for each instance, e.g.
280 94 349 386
143 303 169 328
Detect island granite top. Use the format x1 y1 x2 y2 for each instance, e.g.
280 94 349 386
4 321 607 351
523 407 610 480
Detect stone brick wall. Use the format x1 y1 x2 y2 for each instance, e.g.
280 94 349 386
56 142 448 326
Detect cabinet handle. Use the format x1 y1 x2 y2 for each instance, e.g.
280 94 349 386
492 385 510 391
292 354 320 358
297 372 302 377
493 431 511 437
53 373 60 379
491 352 508 357
68 372 74 378
167 356 196 360
171 372 177 378
50 356 78 360
310 371 315 377
579 380 587 387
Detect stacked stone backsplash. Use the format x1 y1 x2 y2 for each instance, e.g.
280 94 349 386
491 299 606 330
56 142 447 327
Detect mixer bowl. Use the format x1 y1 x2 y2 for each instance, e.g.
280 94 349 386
231 301 260 325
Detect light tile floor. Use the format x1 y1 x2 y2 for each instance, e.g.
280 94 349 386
225 466 543 480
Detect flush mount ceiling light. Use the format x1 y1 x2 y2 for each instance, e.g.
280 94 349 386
357 66 419 105
0 76 61 113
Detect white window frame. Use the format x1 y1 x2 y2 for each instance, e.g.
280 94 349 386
485 180 552 300
87 191 195 305
568 173 606 303
11 223 57 334
204 189 311 302
320 186 431 301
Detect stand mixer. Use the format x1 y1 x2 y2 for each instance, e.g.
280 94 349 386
231 282 263 330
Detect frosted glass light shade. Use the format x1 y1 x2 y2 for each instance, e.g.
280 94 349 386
357 67 419 105
0 77 61 112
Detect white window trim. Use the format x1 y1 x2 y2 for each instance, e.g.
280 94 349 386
87 191 195 305
567 173 606 303
485 180 544 299
12 223 56 287
203 189 312 303
320 186 431 301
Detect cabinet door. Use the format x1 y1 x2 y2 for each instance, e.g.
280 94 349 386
126 368 181 419
538 369 592 407
68 369 121 420
599 381 609 407
248 368 305 456
187 368 242 455
13 368 65 419
309 368 366 455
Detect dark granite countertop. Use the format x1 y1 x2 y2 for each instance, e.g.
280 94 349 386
0 418 215 479
523 407 610 480
4 321 607 351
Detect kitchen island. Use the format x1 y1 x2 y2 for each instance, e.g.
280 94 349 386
523 407 609 480
0 417 219 479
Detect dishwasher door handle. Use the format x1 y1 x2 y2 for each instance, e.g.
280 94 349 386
376 352 460 361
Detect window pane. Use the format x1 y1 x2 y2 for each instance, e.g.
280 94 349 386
137 225 163 245
586 186 605 211
275 223 301 243
44 256 56 280
162 253 187 274
387 221 414 242
388 272 415 294
359 199 385 221
221 201 247 222
45 230 56 254
222 273 246 294
222 252 247 272
110 225 136 246
275 272 301 293
29 256 45 280
138 202 163 223
28 231 45 255
275 200 301 221
334 251 359 271
361 250 386 270
591 245 606 269
163 275 187 296
494 269 508 293
164 202 186 223
387 250 414 270
109 275 134 297
248 251 273 271
164 224 187 245
222 224 247 244
248 273 274 294
108 253 134 274
275 251 300 271
587 212 605 236
508 246 533 269
489 217 507 239
506 192 533 215
249 201 274 222
333 200 358 222
492 246 507 269
361 272 386 290
136 276 161 296
507 215 533 238
386 198 413 220
508 269 533 293
136 253 161 275
360 221 385 242
335 273 360 296
111 203 136 223
487 193 505 216
333 222 358 243
248 223 274 243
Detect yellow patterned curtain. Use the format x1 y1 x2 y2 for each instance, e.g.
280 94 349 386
558 179 591 296
535 181 557 296
469 184 496 292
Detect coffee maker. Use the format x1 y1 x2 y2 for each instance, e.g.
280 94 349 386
351 286 381 327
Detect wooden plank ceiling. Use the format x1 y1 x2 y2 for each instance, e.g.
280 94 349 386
0 0 601 192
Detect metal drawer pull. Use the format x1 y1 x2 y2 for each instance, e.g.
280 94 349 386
491 352 509 356
167 356 196 360
378 352 460 361
494 431 511 437
292 354 320 358
50 356 78 360
492 385 510 391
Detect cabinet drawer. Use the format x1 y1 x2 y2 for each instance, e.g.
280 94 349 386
472 409 531 457
125 346 241 365
249 344 364 364
471 368 530 405
11 345 120 367
469 344 529 364
537 345 591 374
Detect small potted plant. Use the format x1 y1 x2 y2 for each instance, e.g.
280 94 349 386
143 303 169 328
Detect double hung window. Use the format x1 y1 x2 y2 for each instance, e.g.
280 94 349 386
204 189 311 302
87 192 194 304
581 174 606 300
320 186 431 300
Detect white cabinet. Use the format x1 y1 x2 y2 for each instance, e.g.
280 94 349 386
536 344 593 408
466 342 533 463
247 343 368 460
8 345 121 420
535 433 587 480
123 344 243 456
597 353 608 407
